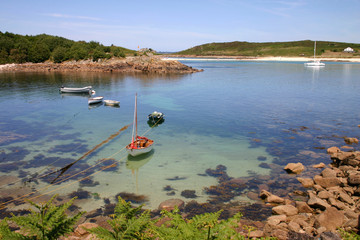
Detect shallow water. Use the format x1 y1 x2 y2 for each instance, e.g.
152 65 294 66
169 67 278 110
1 61 360 211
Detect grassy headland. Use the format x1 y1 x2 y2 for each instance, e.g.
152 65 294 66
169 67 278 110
176 40 360 58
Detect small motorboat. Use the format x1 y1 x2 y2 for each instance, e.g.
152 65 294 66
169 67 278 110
88 96 104 105
104 100 120 106
148 111 164 121
59 86 92 93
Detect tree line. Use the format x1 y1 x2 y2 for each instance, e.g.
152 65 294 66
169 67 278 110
0 31 135 64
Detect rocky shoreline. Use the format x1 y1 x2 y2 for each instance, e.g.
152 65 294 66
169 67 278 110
60 141 360 240
254 143 360 239
1 139 359 239
0 56 202 74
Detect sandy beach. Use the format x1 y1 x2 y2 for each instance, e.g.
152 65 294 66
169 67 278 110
162 56 360 63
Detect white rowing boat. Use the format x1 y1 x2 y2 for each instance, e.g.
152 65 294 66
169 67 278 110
104 100 120 106
59 86 92 93
88 96 104 105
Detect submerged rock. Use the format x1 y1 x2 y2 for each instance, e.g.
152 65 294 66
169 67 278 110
158 199 184 211
344 137 359 144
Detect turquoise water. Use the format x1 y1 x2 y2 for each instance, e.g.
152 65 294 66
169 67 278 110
1 61 360 210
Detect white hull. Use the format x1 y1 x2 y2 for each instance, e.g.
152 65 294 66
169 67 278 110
304 61 325 67
305 41 325 67
104 100 120 106
60 86 92 93
127 93 154 157
126 145 153 157
88 96 104 104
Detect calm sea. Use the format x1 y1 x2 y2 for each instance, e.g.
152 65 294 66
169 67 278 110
1 60 360 211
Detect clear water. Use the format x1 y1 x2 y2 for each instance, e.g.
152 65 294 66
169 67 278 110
1 61 360 211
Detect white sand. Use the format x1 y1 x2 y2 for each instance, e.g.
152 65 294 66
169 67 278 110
162 56 360 63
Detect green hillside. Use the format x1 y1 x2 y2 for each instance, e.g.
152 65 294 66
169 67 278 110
177 40 360 57
0 31 136 64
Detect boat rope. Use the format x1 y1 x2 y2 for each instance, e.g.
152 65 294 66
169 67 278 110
0 143 86 189
0 111 87 188
35 123 131 183
0 123 130 190
0 140 130 211
0 116 163 211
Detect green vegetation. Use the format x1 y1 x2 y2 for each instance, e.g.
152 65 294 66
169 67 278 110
177 40 360 57
86 196 257 240
1 195 358 239
0 31 135 64
86 196 154 239
339 228 360 240
0 195 83 240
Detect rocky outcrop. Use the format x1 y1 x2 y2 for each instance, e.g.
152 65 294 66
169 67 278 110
261 145 360 239
0 56 202 74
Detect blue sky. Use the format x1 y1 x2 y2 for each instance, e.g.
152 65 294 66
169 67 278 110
1 0 359 51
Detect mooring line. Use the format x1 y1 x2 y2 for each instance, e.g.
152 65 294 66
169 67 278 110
0 116 164 211
0 124 130 210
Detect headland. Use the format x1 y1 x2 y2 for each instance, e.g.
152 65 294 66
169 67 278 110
0 56 202 74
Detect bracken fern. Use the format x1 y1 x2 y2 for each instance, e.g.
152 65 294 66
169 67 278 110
0 194 83 240
86 196 155 239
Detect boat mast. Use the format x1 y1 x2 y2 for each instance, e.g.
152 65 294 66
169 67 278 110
314 41 316 60
131 93 137 146
135 93 138 138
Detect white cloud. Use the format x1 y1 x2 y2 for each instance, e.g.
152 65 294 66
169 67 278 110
44 13 101 21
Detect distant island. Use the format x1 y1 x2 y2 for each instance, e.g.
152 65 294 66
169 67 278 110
175 40 360 59
1 31 360 69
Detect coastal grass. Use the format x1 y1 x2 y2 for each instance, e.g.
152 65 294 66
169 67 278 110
177 40 360 57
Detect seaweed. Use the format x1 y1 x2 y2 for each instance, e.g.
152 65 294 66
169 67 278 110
240 203 272 221
69 189 91 199
166 176 187 181
163 185 175 191
115 192 148 204
79 177 99 187
184 200 217 218
47 143 89 154
181 190 197 199
0 147 30 163
103 203 116 215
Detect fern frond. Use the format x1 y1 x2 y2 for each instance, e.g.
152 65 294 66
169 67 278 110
0 195 83 240
0 219 29 240
87 197 155 240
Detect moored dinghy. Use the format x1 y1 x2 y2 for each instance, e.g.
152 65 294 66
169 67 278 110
88 96 104 105
59 86 93 93
148 111 164 121
126 93 154 157
104 100 120 106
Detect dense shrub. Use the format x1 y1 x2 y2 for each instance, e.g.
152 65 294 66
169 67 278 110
0 31 135 63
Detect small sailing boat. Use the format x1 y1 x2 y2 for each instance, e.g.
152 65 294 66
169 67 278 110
126 93 154 156
304 41 325 67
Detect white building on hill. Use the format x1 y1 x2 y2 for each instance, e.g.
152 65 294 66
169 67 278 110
343 47 355 53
